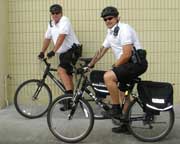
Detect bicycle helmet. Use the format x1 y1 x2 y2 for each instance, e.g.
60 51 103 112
49 4 62 13
101 6 119 18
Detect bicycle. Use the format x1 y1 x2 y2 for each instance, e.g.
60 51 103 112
47 57 175 143
14 58 66 119
14 57 107 119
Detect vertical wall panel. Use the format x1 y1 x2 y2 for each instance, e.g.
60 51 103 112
0 0 8 108
8 0 180 104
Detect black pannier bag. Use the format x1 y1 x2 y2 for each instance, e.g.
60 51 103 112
90 70 109 98
137 81 173 111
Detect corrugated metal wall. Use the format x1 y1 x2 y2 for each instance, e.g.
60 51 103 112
8 0 180 103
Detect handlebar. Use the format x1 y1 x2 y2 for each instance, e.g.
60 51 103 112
39 58 57 71
42 58 49 66
39 57 93 74
75 57 93 74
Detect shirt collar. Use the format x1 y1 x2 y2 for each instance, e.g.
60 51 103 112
108 22 120 34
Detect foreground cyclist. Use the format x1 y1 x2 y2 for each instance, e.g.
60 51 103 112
88 6 148 133
38 4 81 108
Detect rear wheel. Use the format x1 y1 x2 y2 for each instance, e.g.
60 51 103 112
14 79 52 119
128 100 175 142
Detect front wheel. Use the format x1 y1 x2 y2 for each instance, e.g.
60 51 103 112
14 79 52 119
47 94 94 143
127 100 175 142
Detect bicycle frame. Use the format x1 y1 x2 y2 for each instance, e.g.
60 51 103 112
40 58 66 92
72 68 110 111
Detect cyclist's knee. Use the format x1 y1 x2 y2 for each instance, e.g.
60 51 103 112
104 71 117 83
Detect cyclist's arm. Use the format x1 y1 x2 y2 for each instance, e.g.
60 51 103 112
41 38 51 53
88 47 109 67
52 34 66 52
113 44 132 67
52 20 69 52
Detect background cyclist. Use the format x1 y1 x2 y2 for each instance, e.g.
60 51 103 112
38 4 80 109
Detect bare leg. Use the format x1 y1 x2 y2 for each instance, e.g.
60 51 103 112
104 70 119 105
104 70 130 113
123 95 130 114
119 88 130 114
104 71 130 133
119 91 124 105
58 67 74 91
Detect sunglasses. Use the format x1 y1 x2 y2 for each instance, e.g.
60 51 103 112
103 17 114 22
51 12 60 15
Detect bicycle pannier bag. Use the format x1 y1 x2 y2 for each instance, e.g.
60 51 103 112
137 81 173 111
90 70 109 98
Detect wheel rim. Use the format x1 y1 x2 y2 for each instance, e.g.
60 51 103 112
15 80 51 118
129 102 174 141
48 96 94 142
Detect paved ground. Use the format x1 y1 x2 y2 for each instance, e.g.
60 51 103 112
0 105 180 144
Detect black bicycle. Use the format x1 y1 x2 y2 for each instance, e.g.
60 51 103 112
14 58 108 119
47 57 175 143
14 58 66 119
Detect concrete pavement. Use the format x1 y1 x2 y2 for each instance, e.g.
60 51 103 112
0 105 180 144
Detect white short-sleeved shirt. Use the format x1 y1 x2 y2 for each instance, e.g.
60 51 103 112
103 22 142 59
45 16 79 54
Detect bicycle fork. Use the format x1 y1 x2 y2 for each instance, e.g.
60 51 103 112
68 90 82 120
32 80 44 100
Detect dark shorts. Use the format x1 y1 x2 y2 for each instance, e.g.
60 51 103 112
59 44 82 75
59 49 74 75
113 59 148 91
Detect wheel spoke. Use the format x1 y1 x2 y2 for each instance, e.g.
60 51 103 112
128 101 174 142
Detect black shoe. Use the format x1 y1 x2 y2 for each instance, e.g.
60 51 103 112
59 99 72 111
112 124 130 134
112 113 128 126
101 108 121 119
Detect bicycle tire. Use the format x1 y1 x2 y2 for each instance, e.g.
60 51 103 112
47 94 94 143
127 100 175 142
14 79 52 119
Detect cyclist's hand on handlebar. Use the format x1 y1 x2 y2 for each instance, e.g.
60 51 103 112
38 52 44 59
77 66 89 74
83 66 90 72
47 51 55 59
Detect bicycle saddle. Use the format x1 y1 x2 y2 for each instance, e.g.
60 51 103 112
130 77 141 83
119 77 141 91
